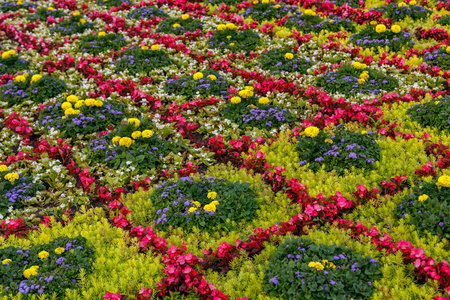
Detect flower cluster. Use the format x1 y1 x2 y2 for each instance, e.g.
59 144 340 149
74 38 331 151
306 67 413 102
115 45 173 75
127 6 168 19
259 47 313 73
49 12 94 35
0 51 30 75
241 2 299 22
349 25 415 52
408 95 450 132
374 3 432 21
208 23 261 52
78 33 127 56
157 15 203 35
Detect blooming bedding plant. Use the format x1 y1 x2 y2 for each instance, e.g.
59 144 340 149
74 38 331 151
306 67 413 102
3 0 450 299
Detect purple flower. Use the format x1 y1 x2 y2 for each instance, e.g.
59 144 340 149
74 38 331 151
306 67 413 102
269 275 278 285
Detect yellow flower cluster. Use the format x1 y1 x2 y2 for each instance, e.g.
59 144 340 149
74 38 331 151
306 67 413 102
304 126 319 138
98 31 106 36
351 62 367 69
238 86 254 99
207 191 217 199
47 6 56 10
321 259 336 269
375 24 387 33
30 74 42 83
4 172 19 184
303 9 316 16
173 23 180 28
324 138 333 144
308 261 324 270
418 194 429 202
119 137 133 147
141 46 149 50
84 98 103 107
14 74 27 82
2 259 11 264
0 165 7 172
151 44 160 51
193 72 203 80
259 97 269 104
204 200 219 212
55 247 65 254
127 118 141 127
217 23 238 30
73 11 80 16
23 266 39 278
358 70 369 84
391 25 401 33
208 75 217 81
1 50 16 59
231 96 241 104
181 14 190 20
284 53 294 60
38 251 49 259
438 175 450 187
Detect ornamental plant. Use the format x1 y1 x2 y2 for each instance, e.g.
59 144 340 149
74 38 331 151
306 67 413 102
49 13 94 35
374 3 432 21
150 176 258 232
316 63 399 97
0 52 30 75
157 16 203 35
222 91 296 129
115 46 173 75
438 15 450 26
408 95 450 131
0 74 67 107
283 10 324 31
396 177 450 240
259 47 313 73
295 126 381 175
0 166 44 217
241 2 298 22
208 24 261 52
127 6 168 19
27 7 66 21
164 69 230 100
329 0 361 7
306 16 357 33
38 96 127 140
0 1 35 12
349 25 414 52
206 0 240 6
96 0 133 8
88 118 178 173
264 237 382 299
423 47 450 70
78 33 127 56
0 236 94 297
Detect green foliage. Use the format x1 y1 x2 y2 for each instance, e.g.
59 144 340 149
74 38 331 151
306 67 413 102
264 237 382 299
375 3 432 21
27 7 66 21
50 15 94 35
0 2 35 12
349 26 414 52
96 0 133 8
0 55 30 75
423 48 450 73
78 34 127 56
408 96 450 132
241 3 298 22
127 6 168 19
259 48 313 73
438 15 450 26
157 18 203 35
115 46 173 75
208 28 261 52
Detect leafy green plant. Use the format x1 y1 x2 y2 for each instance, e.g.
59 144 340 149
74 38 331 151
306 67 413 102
78 33 127 56
241 3 298 22
27 7 66 21
408 96 450 131
50 14 94 35
0 2 35 12
127 6 168 19
259 47 313 73
349 25 414 52
423 48 450 70
208 28 261 52
115 46 173 75
96 0 133 8
374 3 431 21
0 55 30 75
157 17 203 35
264 237 382 300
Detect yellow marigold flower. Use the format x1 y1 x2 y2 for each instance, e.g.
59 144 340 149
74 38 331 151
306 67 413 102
94 100 103 107
229 43 235 46
446 46 450 53
304 9 316 16
351 62 361 68
226 23 237 30
61 102 72 110
127 118 141 127
84 98 95 106
55 247 65 254
188 207 197 213
112 136 121 145
79 18 86 24
324 138 333 144
391 24 401 33
436 101 440 105
398 1 407 6
142 130 153 138
119 137 133 148
141 46 149 50
14 75 26 82
231 96 241 104
438 175 450 187
23 266 39 278
226 35 231 39
370 20 377 25
38 251 49 259
2 52 12 59
66 95 78 102
98 31 106 36
259 97 269 104
284 52 294 60
217 24 226 30
192 201 201 208
204 204 216 212
73 11 80 16
181 14 190 20
274 4 281 8
262 0 269 3
74 100 84 109
361 130 367 134
4 172 19 184
239 89 253 99
173 23 180 28
304 126 319 138
418 194 429 202
375 24 386 33
0 165 8 172
358 78 366 84
409 0 417 4
210 200 219 206
47 6 55 10
151 44 160 51
207 191 217 199
193 72 203 80
308 261 324 270
244 86 254 91
208 75 217 81
2 259 11 264
253 0 259 4
131 131 142 139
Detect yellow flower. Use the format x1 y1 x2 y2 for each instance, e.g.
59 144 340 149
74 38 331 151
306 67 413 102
304 126 319 138
210 200 219 206
1 51 12 59
208 75 217 81
438 175 450 187
151 44 160 51
181 14 190 20
446 46 450 53
23 266 39 278
418 194 429 202
304 9 316 16
14 75 26 82
141 46 149 50
193 72 203 80
204 204 217 212
391 25 401 33
173 23 180 28
38 251 49 259
360 71 369 79
55 247 65 254
142 130 153 138
192 201 201 207
66 95 78 102
207 191 217 199
72 11 80 16
253 0 259 4
79 18 86 24
409 0 417 4
245 85 254 90
217 24 226 30
398 1 407 6
435 101 440 105
274 4 280 8
230 96 241 104
226 35 231 39
324 139 333 144
61 102 72 110
131 131 142 139
262 0 269 3
4 172 19 184
119 137 133 148
358 78 365 84
112 136 121 145
127 118 141 127
47 6 55 10
84 98 96 106
229 43 235 46
95 100 103 107
284 53 294 60
361 130 367 134
226 23 237 30
308 261 324 270
2 259 11 264
0 165 8 172
74 100 84 108
188 207 197 213
375 24 386 33
370 20 377 25
98 31 106 36
239 89 253 99
259 97 269 104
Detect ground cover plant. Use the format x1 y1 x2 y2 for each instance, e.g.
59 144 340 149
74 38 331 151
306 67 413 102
2 0 450 299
